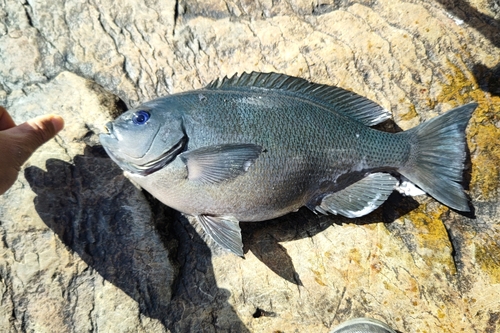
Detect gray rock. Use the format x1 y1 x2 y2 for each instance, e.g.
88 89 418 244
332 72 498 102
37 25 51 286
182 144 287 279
1 1 500 332
0 71 249 332
0 72 171 332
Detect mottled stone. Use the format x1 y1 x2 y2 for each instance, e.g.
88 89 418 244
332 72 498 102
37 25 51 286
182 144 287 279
0 72 174 332
1 0 499 332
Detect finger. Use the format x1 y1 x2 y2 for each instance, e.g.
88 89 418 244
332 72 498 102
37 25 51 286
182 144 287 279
11 114 65 159
0 106 16 130
0 167 19 195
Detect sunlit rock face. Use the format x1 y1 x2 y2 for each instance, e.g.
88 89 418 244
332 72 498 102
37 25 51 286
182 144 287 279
1 1 499 332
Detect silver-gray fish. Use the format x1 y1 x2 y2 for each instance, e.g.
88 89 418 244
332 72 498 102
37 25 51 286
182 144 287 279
329 317 397 333
99 72 476 256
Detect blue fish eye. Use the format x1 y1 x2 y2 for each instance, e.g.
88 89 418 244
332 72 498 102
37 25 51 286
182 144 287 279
132 110 150 125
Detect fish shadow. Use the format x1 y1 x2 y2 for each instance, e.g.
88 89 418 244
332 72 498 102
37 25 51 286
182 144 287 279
24 145 249 332
241 190 421 285
242 133 475 285
242 116 474 284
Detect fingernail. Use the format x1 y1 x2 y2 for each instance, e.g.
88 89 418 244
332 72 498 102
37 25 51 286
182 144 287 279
51 116 65 133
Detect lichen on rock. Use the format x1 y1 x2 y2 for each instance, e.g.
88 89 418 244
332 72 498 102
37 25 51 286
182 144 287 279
1 1 499 332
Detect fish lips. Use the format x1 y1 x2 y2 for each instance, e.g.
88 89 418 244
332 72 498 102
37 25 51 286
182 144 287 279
99 128 187 176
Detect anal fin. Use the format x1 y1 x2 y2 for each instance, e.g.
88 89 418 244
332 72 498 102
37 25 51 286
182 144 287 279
317 173 398 218
197 215 243 256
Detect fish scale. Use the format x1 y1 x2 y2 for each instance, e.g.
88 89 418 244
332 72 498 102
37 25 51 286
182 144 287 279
189 94 365 199
100 72 476 256
187 90 402 177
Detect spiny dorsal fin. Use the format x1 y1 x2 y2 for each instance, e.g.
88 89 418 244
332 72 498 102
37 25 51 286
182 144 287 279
206 72 391 126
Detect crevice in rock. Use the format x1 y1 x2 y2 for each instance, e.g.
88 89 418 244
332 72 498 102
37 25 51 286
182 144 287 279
312 3 333 16
21 1 37 31
252 307 275 318
173 0 180 35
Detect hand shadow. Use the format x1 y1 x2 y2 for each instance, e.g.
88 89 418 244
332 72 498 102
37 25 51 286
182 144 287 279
25 145 249 332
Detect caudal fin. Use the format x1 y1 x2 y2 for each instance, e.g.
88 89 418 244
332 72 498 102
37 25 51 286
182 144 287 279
399 103 477 212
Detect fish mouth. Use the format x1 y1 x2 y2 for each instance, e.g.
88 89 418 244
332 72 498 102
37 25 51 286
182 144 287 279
100 128 188 176
103 122 115 137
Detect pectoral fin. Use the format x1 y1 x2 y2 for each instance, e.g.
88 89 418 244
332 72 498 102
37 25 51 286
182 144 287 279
181 144 262 183
197 215 244 257
317 173 398 218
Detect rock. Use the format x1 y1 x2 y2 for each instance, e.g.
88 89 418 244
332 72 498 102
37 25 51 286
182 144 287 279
1 1 499 333
0 72 174 332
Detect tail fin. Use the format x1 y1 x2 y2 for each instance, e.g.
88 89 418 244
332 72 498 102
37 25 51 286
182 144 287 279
399 103 477 212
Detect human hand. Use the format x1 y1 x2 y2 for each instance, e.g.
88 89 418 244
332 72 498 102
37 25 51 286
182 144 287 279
0 106 64 195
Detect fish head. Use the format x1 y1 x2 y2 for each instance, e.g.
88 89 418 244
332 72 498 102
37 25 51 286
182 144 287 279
99 104 187 176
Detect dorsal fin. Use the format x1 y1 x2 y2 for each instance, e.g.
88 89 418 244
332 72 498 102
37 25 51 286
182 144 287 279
205 72 391 126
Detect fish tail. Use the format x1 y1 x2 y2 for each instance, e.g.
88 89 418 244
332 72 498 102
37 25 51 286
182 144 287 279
398 103 477 211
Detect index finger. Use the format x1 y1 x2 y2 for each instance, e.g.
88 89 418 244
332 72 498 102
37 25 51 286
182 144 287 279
0 106 16 131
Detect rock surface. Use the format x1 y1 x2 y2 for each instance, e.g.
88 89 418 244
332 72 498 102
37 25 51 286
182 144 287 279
1 0 499 332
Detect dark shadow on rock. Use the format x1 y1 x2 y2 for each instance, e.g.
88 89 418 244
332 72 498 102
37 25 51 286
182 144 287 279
472 62 500 97
436 0 500 97
156 202 251 332
461 133 476 219
240 118 418 285
435 0 500 48
238 110 475 283
241 192 420 285
25 145 249 333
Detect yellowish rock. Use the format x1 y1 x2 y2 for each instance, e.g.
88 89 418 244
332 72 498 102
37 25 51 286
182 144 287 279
0 0 499 332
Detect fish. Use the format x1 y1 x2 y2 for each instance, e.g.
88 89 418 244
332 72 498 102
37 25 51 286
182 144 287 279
329 317 397 333
99 72 476 256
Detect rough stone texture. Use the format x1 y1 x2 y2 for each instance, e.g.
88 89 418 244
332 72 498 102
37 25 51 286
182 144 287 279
0 72 174 332
0 0 499 332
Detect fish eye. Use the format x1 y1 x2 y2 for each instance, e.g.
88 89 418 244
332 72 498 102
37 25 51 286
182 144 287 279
132 110 150 125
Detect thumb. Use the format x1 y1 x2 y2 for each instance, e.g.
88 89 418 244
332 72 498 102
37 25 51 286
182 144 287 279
10 114 65 162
